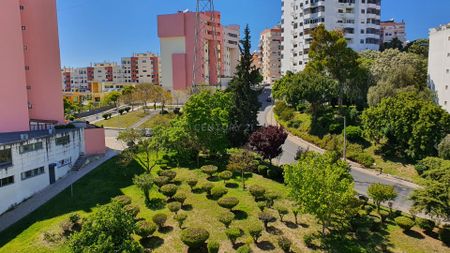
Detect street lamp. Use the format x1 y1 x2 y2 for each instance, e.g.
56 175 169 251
335 114 347 160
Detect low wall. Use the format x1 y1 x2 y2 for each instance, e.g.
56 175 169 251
84 128 106 155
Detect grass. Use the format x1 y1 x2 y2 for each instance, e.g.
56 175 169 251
0 154 448 253
277 111 422 184
138 113 177 129
95 110 148 128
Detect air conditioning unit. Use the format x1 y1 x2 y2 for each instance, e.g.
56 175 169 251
20 134 29 140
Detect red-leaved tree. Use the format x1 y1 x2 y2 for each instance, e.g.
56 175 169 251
248 126 288 164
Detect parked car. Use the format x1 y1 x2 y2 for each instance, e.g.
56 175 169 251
142 128 153 137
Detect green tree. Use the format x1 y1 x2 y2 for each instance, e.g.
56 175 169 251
226 149 257 190
362 92 450 159
135 83 158 107
133 174 154 203
284 153 356 236
404 39 429 58
380 37 404 51
182 90 233 155
367 183 397 213
438 134 450 160
63 97 79 118
104 91 121 108
121 86 136 109
69 202 141 253
228 25 262 146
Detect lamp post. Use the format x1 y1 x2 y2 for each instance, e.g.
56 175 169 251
343 116 346 161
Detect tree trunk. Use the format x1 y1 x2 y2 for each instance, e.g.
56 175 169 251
241 170 245 190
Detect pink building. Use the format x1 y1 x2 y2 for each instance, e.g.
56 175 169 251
0 0 64 133
158 11 240 90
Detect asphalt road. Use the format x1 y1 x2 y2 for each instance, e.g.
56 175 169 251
257 87 419 213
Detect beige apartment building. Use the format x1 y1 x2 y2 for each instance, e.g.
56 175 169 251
259 26 282 84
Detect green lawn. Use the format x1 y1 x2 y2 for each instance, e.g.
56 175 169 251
138 113 177 129
95 110 148 128
1 154 448 253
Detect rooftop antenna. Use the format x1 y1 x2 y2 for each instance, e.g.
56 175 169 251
192 0 221 92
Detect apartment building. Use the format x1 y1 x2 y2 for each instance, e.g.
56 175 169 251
281 0 382 74
259 26 282 84
428 23 450 113
158 11 240 90
380 19 406 44
0 0 106 215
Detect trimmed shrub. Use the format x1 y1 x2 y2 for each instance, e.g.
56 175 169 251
167 202 182 214
201 165 218 177
118 109 125 115
112 195 132 206
259 211 276 230
218 212 235 228
218 197 239 210
379 210 390 223
257 201 266 211
277 236 292 253
257 165 269 176
364 205 374 214
395 217 415 231
249 185 266 200
124 107 131 113
152 213 168 228
154 176 170 188
274 203 289 222
180 227 210 248
303 233 316 248
123 204 140 218
279 107 295 122
135 220 156 238
225 227 243 246
292 208 300 224
347 152 375 168
159 170 177 181
248 223 263 243
202 182 215 195
218 171 233 183
439 225 450 246
236 245 252 253
264 191 279 208
207 240 220 253
345 126 363 142
174 213 187 228
160 184 178 198
173 192 187 205
210 186 228 199
416 218 435 233
187 178 198 189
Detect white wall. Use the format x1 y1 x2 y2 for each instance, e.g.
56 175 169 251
429 26 450 112
160 37 186 90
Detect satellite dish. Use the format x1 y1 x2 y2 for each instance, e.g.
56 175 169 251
183 9 189 13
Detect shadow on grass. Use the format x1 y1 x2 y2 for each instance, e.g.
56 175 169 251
146 198 166 210
284 221 299 229
159 225 174 234
140 236 164 250
404 230 425 239
225 182 239 189
232 210 248 220
257 241 276 251
181 204 193 211
322 227 393 253
0 157 144 247
267 226 284 235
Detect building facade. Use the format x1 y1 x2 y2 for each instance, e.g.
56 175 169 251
281 0 382 74
428 23 450 113
380 19 406 44
259 26 282 84
158 11 240 90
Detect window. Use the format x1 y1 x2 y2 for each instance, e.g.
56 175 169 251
21 26 26 31
19 142 43 154
21 167 45 180
0 176 14 188
55 135 70 146
0 149 12 167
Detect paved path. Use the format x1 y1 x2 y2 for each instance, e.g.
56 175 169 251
130 110 158 129
0 150 118 233
258 87 420 213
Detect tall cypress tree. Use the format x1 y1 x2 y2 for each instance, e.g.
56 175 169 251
227 25 262 146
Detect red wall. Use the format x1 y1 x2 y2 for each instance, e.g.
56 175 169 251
84 128 106 155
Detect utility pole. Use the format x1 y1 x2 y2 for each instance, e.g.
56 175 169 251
192 0 221 92
343 116 347 160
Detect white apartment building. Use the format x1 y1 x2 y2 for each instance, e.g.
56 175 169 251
259 26 282 84
428 23 450 113
380 19 406 44
281 0 382 74
223 25 241 78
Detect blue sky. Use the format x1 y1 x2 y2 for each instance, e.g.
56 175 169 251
57 0 450 67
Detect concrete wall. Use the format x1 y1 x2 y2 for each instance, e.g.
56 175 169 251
84 128 106 155
0 0 32 132
0 129 84 214
160 37 186 90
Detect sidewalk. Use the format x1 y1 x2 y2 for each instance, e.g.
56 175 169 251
0 149 118 233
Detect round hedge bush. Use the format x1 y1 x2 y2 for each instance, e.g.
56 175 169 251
202 182 215 195
257 201 266 211
207 240 220 253
112 195 132 206
173 192 187 205
160 184 178 198
248 223 263 243
259 211 276 229
218 171 233 183
167 202 182 214
218 211 235 228
154 176 170 188
201 165 218 176
159 170 177 181
135 220 157 238
218 197 239 210
344 126 363 141
152 213 168 228
395 217 415 231
249 185 266 200
274 203 289 222
187 178 198 189
225 227 243 245
180 227 210 248
416 218 435 233
174 213 187 228
123 204 140 218
210 186 228 199
277 236 292 253
236 245 251 253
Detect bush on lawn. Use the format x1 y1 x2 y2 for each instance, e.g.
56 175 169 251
159 170 177 181
438 134 450 160
135 220 156 238
173 192 187 206
395 217 415 231
160 184 178 199
123 204 140 218
201 165 218 177
257 201 266 211
218 212 235 228
180 228 210 249
249 185 266 200
274 203 289 222
257 165 269 176
248 223 263 243
152 213 168 229
174 213 187 228
416 218 435 233
218 197 239 210
277 236 292 253
187 178 198 189
379 210 390 223
112 195 132 206
218 171 233 183
264 191 279 208
202 182 215 195
167 202 182 214
118 109 125 115
210 186 228 199
236 245 252 253
60 214 82 236
345 126 363 142
347 152 375 168
259 211 276 230
225 227 243 246
207 240 220 253
154 176 170 188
